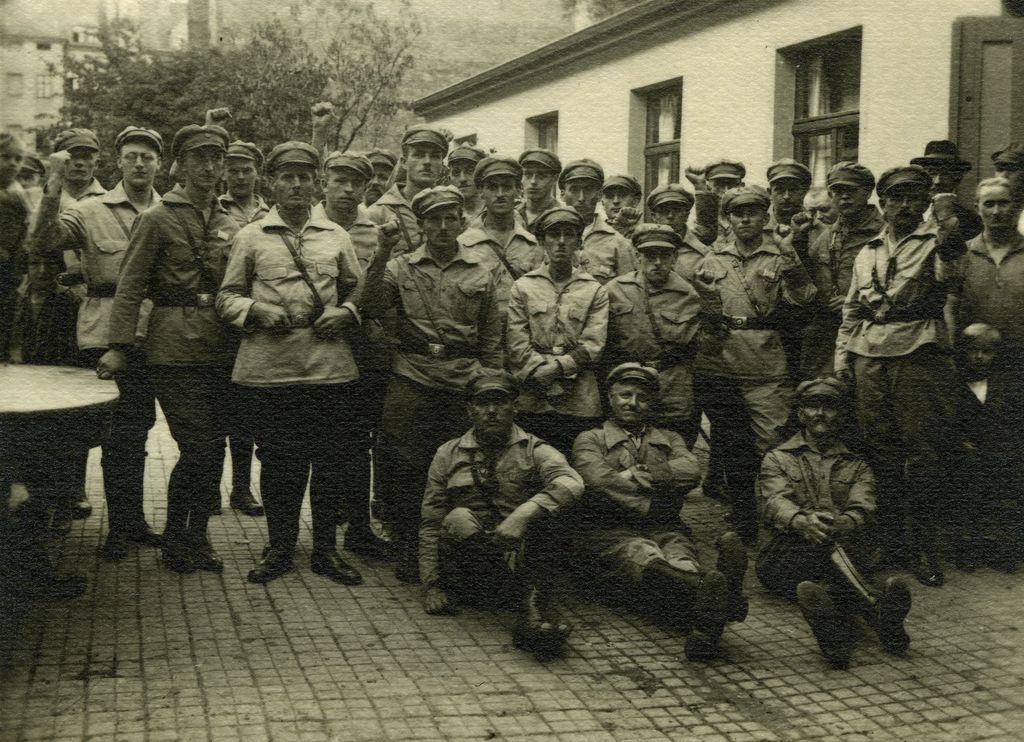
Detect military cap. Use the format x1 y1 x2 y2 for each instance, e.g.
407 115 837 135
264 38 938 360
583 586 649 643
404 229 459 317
602 174 642 196
796 377 846 404
365 149 398 168
401 124 449 154
323 151 374 180
720 185 771 214
911 140 971 173
265 141 320 173
558 158 605 189
705 158 746 182
534 206 584 235
114 126 163 155
519 148 562 174
411 185 464 218
876 165 931 196
992 143 1024 169
225 140 263 168
447 144 486 166
826 161 875 189
54 128 100 153
647 183 695 211
607 362 660 391
473 155 522 186
466 368 519 400
171 124 229 159
19 153 45 176
767 158 812 187
632 223 683 252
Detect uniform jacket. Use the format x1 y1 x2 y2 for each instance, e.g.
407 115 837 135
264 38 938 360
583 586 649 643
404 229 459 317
580 212 637 284
365 184 420 256
217 206 362 386
507 265 609 417
218 192 270 228
807 207 884 325
673 228 711 283
419 424 584 587
107 185 239 365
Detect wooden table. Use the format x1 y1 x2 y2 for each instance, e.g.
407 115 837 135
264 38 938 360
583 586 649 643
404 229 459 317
0 364 119 419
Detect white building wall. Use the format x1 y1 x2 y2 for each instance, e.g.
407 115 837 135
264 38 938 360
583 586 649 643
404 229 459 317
426 0 1003 185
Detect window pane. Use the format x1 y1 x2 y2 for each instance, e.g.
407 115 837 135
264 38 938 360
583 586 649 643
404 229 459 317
796 130 835 185
795 38 861 119
647 87 680 145
645 152 679 192
538 121 557 152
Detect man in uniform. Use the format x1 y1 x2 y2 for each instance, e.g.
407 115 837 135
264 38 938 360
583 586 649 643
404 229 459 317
33 126 164 559
694 186 817 544
559 159 636 284
766 159 812 237
0 133 27 363
911 140 982 240
835 165 967 587
361 185 504 582
757 377 912 669
420 369 581 658
507 206 609 455
218 141 365 586
802 163 883 378
517 148 562 233
701 158 746 244
219 141 269 227
572 363 748 661
646 184 709 282
365 125 449 255
100 123 238 574
601 174 643 238
447 143 487 222
364 149 398 208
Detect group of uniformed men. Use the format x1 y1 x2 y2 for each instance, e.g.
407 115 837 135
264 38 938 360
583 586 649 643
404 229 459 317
0 110 1022 669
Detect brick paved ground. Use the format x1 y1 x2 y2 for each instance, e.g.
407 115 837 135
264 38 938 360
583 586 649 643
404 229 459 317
2 412 1023 742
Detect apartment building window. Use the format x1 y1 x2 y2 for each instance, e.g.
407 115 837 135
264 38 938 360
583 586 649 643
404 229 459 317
6 73 25 98
642 80 681 193
788 30 861 183
527 112 558 153
35 74 56 99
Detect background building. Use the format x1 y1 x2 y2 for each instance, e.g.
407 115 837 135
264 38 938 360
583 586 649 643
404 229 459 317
414 0 1024 200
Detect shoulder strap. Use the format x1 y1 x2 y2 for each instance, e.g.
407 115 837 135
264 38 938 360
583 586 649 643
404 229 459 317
638 276 669 348
399 253 445 342
278 231 325 313
107 204 134 241
484 240 521 281
168 205 219 288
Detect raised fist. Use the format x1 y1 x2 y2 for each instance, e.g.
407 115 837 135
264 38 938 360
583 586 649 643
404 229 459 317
684 166 707 191
204 108 231 127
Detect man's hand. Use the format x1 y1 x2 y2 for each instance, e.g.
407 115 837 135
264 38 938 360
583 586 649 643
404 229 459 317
684 165 707 191
790 211 814 236
96 349 128 380
66 283 87 303
823 512 857 539
692 272 724 316
311 102 340 150
378 218 403 252
613 206 642 231
532 359 561 384
312 305 355 339
46 151 70 191
247 302 290 332
630 465 654 490
204 108 231 127
791 512 832 544
423 586 458 615
828 294 845 313
493 501 541 548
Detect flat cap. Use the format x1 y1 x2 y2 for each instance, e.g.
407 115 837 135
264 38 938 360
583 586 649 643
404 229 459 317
54 128 100 153
632 223 683 252
401 124 449 154
474 155 522 186
647 183 695 211
767 158 812 187
720 185 771 214
265 141 320 173
519 148 562 173
827 161 875 189
796 377 846 403
171 124 229 158
225 140 263 167
447 144 487 166
19 153 45 175
115 126 163 155
876 165 931 196
705 158 746 182
992 143 1024 169
411 185 464 218
365 149 398 168
603 174 642 196
534 206 584 234
559 158 605 189
911 140 971 173
607 362 660 391
324 151 374 180
466 368 519 400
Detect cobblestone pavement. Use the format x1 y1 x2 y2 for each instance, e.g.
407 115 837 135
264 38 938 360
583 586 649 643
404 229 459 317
2 412 1023 742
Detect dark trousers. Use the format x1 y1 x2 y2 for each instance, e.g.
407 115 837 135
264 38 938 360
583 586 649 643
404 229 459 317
0 269 18 361
148 365 232 544
852 347 957 559
517 412 601 459
249 384 360 554
757 531 874 612
81 348 157 532
348 369 390 533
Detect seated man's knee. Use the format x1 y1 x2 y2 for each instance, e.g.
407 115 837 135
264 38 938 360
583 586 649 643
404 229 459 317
442 508 485 541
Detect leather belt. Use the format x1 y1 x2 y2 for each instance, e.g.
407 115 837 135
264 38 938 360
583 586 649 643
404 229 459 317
86 284 117 298
400 339 479 360
723 315 776 330
854 305 937 324
151 286 216 308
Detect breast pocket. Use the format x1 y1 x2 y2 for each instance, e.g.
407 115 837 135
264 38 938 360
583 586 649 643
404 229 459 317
315 262 340 305
400 278 430 319
91 238 128 285
658 309 698 343
453 275 489 323
254 264 296 305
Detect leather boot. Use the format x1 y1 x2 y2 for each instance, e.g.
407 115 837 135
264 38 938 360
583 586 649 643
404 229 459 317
716 531 749 623
512 583 571 658
640 559 702 628
796 580 853 669
230 487 265 517
872 577 911 656
684 570 730 661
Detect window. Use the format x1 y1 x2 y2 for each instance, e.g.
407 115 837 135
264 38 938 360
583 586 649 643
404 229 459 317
527 112 558 153
788 30 861 184
641 80 681 193
36 42 51 51
6 73 24 98
35 74 55 99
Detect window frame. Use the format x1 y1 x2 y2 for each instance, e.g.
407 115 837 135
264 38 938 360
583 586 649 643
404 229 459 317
638 78 682 194
526 111 559 153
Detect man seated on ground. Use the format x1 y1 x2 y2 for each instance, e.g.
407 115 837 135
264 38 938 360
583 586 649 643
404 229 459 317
572 363 748 662
756 377 912 670
419 369 583 659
